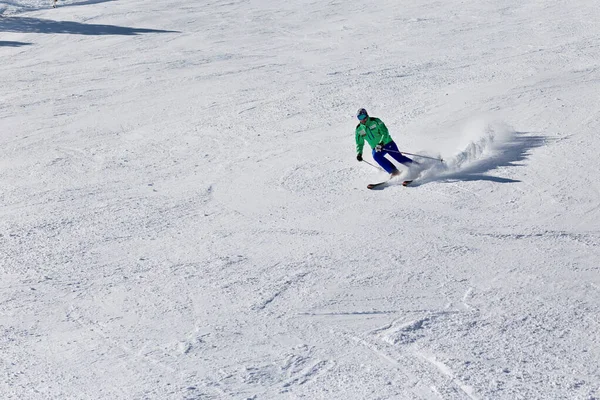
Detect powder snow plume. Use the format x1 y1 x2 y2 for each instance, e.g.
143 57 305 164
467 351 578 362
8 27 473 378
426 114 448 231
410 120 519 184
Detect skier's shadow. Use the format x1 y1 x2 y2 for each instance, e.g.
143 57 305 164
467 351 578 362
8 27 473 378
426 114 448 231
0 16 178 36
0 40 32 47
68 0 117 7
416 132 547 185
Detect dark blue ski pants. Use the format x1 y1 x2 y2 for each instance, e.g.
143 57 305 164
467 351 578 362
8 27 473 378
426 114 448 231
372 141 413 173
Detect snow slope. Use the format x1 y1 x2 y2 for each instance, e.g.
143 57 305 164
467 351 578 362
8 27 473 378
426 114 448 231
1 0 600 399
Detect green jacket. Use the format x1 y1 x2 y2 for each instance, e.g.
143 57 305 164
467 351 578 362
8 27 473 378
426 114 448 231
355 117 393 155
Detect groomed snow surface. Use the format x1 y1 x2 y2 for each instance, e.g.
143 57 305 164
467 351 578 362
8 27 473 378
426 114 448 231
1 1 600 399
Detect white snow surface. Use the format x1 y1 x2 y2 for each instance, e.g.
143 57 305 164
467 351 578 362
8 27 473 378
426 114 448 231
2 1 600 399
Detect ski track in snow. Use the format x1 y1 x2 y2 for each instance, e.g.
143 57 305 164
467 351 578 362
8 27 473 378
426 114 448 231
416 352 479 400
2 0 600 399
334 313 483 400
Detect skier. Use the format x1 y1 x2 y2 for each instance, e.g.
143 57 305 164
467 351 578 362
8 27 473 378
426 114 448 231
355 108 414 177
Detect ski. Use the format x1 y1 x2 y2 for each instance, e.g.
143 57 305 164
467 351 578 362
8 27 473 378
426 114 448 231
367 180 390 189
368 178 412 189
367 177 413 189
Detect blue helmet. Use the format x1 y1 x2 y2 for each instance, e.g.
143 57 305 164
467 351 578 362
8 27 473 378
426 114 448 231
356 108 368 120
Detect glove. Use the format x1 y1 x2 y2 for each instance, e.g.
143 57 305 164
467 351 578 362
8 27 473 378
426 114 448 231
375 144 383 152
356 153 363 162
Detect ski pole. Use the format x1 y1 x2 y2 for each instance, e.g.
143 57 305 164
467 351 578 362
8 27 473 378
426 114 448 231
361 159 385 171
385 148 444 162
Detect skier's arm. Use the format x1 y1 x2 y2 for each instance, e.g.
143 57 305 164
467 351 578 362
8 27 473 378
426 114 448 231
355 130 365 155
377 119 392 144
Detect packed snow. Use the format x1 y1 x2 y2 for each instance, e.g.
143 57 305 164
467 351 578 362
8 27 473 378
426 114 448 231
1 0 600 399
